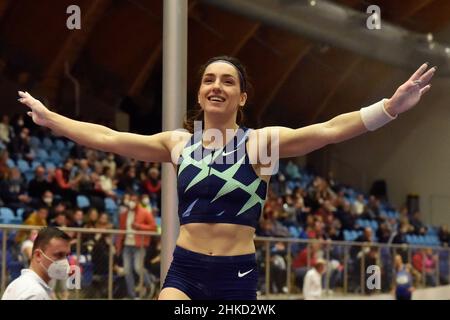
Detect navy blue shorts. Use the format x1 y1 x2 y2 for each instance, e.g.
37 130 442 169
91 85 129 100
162 245 258 300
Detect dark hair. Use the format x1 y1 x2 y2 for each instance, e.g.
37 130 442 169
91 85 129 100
32 227 71 255
183 56 252 133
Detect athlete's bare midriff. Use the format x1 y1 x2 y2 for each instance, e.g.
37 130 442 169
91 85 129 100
176 223 256 256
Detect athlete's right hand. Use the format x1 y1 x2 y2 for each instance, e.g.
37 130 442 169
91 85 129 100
17 91 51 127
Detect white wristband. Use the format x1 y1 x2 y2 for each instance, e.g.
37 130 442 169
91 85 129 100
360 99 397 131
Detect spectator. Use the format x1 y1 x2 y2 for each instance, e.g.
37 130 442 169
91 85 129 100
116 194 157 299
49 212 67 228
140 194 154 214
118 165 140 194
28 166 52 200
99 166 117 198
0 114 14 144
270 242 288 294
410 211 426 235
85 208 99 228
303 259 326 300
11 114 27 136
68 209 85 228
54 159 79 202
36 190 54 210
438 225 449 246
392 254 414 300
412 248 437 287
66 208 85 247
142 167 161 209
16 207 48 243
20 229 39 267
8 127 34 162
280 195 298 227
350 227 373 258
101 153 117 176
293 242 322 289
377 222 391 243
362 195 380 220
82 208 99 253
0 167 33 212
335 200 356 231
351 194 365 216
96 212 113 230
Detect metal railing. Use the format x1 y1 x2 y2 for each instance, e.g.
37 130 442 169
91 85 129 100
1 224 449 299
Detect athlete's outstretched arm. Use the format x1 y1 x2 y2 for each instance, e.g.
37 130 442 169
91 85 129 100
17 91 178 163
259 63 435 159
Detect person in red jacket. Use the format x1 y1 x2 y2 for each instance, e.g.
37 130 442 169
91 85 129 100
116 193 157 299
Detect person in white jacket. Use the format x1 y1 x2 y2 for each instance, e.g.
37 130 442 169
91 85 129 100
303 258 326 300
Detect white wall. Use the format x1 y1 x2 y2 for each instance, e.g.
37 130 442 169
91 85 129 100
328 74 450 226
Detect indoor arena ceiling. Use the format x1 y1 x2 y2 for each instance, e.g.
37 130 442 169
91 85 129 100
0 0 450 131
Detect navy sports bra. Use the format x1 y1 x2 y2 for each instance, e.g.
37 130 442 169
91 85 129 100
177 126 268 229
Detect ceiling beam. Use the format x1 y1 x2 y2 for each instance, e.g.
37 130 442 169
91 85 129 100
256 44 312 126
128 1 199 98
309 57 362 123
309 0 440 124
201 0 450 75
231 23 260 56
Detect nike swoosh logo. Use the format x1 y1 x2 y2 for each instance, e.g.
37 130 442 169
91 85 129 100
222 149 238 156
238 269 254 278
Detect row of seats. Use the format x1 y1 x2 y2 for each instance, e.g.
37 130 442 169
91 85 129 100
0 207 23 224
406 234 441 246
29 136 74 153
8 156 62 171
356 219 379 231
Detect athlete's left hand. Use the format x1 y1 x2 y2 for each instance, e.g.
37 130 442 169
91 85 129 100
384 63 436 116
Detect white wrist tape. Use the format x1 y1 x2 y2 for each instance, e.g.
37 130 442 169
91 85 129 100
360 99 397 131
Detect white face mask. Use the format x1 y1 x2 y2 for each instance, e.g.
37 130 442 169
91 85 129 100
39 250 70 280
128 201 136 210
142 198 150 205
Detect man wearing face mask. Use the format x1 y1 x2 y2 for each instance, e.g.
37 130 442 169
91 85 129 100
2 227 71 300
116 193 157 299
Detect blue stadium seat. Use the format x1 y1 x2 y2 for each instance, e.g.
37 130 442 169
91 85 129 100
16 208 24 220
104 197 118 214
31 160 41 170
29 136 41 150
44 162 56 171
371 220 378 231
36 148 49 162
6 158 15 168
77 195 90 209
0 207 16 224
54 139 66 151
17 159 31 173
42 137 53 151
289 226 300 238
49 150 63 165
343 230 351 241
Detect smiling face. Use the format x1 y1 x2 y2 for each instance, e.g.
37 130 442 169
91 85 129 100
198 61 247 119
